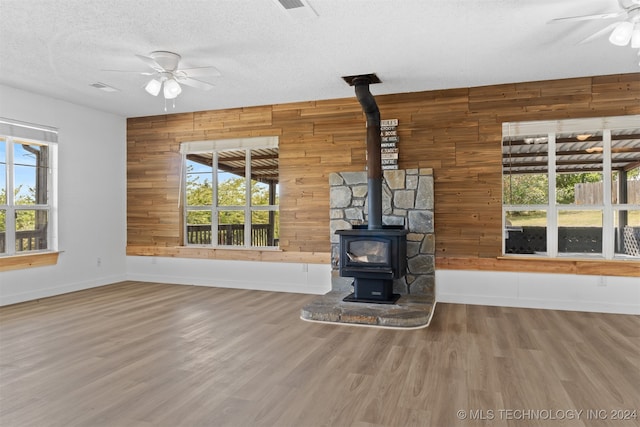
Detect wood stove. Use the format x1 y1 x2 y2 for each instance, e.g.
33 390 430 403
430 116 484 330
337 225 408 303
335 74 409 303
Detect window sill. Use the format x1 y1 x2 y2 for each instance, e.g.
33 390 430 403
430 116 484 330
126 245 330 264
185 245 281 251
497 254 640 262
436 256 639 277
0 251 60 272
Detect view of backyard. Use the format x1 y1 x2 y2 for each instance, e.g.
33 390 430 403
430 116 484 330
185 154 280 247
502 122 640 258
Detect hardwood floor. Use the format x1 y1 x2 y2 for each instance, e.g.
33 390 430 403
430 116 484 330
1 281 638 427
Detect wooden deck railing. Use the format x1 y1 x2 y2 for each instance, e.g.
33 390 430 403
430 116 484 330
187 224 277 247
0 228 48 253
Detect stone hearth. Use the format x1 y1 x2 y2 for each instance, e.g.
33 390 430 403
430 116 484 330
301 291 435 328
301 168 436 328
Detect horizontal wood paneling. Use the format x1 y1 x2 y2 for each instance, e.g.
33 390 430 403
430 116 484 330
128 73 640 274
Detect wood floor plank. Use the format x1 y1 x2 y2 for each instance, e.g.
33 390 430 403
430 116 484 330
1 281 639 427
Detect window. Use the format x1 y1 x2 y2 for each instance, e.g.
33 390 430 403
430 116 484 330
0 118 58 256
502 115 640 259
181 136 279 248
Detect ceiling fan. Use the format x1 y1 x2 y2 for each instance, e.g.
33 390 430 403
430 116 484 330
107 51 221 101
549 0 640 47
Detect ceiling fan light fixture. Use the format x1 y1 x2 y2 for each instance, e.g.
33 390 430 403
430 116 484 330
609 21 634 46
163 78 182 99
145 78 162 96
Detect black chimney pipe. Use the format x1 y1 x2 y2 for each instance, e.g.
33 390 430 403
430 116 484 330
351 75 382 230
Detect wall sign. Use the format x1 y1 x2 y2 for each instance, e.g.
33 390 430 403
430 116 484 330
381 119 398 170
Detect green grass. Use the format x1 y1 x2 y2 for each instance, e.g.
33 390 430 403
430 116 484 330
508 211 602 227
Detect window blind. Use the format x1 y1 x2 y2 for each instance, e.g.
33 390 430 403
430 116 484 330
0 117 58 142
180 136 278 153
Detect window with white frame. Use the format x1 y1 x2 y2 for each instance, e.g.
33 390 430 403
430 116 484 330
181 136 279 248
502 115 640 259
0 118 58 256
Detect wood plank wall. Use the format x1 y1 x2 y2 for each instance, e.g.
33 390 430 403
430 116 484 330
127 73 640 275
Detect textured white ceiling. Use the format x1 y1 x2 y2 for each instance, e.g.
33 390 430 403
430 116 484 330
0 0 638 118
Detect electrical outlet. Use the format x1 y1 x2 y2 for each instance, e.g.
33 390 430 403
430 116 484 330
597 276 606 287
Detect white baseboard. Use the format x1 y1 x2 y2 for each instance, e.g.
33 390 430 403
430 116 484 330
126 256 332 295
436 270 640 315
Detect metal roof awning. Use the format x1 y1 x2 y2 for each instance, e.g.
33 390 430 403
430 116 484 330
186 147 279 184
503 130 640 175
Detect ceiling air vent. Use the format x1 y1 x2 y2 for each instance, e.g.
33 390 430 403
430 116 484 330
90 82 119 92
278 0 304 9
273 0 318 18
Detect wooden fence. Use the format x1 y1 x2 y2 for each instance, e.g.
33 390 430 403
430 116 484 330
575 180 639 205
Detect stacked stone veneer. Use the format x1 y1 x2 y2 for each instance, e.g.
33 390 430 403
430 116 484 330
329 168 435 299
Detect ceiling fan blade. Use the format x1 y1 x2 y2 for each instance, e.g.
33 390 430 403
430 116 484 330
578 22 620 44
178 66 222 77
548 10 624 23
176 76 215 91
135 54 164 72
102 69 155 76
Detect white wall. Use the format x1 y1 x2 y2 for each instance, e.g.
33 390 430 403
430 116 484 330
437 270 640 315
0 85 127 305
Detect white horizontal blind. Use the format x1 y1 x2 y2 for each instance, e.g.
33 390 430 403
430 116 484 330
502 115 639 138
180 136 278 154
0 117 58 142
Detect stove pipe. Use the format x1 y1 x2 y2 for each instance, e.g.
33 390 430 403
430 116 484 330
352 75 382 230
